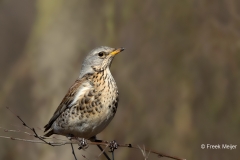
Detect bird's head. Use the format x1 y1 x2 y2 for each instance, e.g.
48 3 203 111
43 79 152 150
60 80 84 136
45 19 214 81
79 46 124 78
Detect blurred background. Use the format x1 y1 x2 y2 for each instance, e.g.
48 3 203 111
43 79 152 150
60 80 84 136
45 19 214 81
0 0 240 160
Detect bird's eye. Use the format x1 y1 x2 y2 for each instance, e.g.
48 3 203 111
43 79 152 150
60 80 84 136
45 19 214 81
98 52 104 57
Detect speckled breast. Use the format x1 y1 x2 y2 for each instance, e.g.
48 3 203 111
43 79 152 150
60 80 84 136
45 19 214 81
54 69 119 138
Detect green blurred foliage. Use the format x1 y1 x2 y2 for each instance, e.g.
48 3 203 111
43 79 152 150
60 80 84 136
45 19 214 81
0 0 240 159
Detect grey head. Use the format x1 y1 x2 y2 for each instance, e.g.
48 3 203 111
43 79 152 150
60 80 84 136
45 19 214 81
79 46 124 78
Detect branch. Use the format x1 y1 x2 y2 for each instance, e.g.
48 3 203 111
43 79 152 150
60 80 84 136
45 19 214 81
1 107 186 160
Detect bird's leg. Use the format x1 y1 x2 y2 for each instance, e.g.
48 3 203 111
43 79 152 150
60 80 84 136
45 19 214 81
111 151 115 160
67 134 78 160
108 140 118 160
90 136 111 160
77 138 88 150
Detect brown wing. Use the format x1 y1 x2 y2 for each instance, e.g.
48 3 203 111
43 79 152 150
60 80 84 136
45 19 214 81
44 76 93 133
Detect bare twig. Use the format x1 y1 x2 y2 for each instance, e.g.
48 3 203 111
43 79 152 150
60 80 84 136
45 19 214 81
0 127 70 143
138 145 150 160
1 107 186 160
71 143 78 160
6 107 56 146
96 144 109 160
93 139 111 160
0 126 32 136
96 144 110 160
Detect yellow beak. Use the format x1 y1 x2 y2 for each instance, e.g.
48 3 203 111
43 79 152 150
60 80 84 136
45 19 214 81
110 47 125 56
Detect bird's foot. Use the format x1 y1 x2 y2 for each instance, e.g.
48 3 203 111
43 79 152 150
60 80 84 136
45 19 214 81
108 140 118 152
77 138 88 150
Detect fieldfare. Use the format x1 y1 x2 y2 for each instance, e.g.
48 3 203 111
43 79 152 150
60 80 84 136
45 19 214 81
44 46 124 140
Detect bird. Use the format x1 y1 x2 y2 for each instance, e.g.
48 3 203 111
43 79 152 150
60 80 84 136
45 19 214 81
44 46 124 140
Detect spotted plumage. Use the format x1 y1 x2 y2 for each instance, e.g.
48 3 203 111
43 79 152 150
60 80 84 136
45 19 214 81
44 46 124 138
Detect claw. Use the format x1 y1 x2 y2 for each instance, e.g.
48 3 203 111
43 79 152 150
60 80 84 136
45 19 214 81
109 140 118 152
78 138 89 150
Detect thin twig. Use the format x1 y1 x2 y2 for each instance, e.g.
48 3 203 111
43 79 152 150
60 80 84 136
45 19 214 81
138 145 150 160
6 107 56 146
71 143 78 160
0 127 70 143
0 135 186 160
93 139 111 160
0 127 32 136
1 107 186 160
97 144 111 160
95 144 109 160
